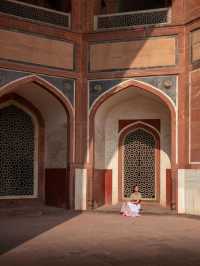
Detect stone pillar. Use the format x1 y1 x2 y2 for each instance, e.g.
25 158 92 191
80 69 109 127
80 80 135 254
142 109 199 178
71 1 91 209
85 0 101 32
71 0 99 32
75 168 87 210
94 0 102 15
177 169 185 214
71 0 83 32
181 26 190 160
178 169 200 215
75 35 88 165
175 27 189 211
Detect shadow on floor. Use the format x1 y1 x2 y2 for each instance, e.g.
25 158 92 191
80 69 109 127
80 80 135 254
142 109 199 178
0 206 80 255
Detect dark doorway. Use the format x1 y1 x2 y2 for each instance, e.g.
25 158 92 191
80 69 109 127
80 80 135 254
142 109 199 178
118 0 171 12
45 169 68 208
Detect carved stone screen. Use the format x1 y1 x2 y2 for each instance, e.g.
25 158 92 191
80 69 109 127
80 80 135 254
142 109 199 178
0 105 34 197
123 129 156 199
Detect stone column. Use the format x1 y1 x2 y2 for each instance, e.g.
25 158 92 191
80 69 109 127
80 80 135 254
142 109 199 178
71 0 99 33
71 1 91 210
75 169 87 210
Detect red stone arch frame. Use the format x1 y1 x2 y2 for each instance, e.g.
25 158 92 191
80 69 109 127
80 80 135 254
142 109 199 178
0 75 75 208
89 79 177 207
118 122 160 202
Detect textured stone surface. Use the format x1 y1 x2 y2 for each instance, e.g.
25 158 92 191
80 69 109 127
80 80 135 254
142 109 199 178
0 29 74 70
0 68 29 86
94 91 171 205
190 69 200 162
178 169 200 215
0 211 200 266
90 37 176 71
75 168 87 210
191 29 200 63
0 69 75 105
89 75 177 107
41 75 75 105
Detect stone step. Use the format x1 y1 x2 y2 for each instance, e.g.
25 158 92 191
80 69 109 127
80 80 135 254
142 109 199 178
94 203 177 216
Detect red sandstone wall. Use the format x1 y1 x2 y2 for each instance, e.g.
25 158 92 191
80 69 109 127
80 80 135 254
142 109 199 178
0 0 200 200
185 0 200 23
93 170 112 207
90 37 176 72
186 5 200 166
190 69 200 163
0 29 74 70
191 28 200 64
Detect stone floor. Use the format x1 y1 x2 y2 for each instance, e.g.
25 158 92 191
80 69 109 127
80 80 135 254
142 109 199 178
0 207 200 266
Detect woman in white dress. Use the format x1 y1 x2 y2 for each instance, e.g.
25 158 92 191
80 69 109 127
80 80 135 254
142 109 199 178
121 185 142 217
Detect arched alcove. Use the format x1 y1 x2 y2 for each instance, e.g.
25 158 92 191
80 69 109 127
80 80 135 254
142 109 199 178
89 80 176 208
0 75 74 208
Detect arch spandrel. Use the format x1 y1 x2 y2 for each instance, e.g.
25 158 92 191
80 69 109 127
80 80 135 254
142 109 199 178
89 76 177 109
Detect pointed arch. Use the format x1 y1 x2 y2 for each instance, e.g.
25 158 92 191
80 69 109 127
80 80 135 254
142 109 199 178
90 79 176 116
119 120 161 137
0 75 75 208
118 122 160 201
89 79 177 207
0 75 74 164
0 75 74 123
89 79 176 165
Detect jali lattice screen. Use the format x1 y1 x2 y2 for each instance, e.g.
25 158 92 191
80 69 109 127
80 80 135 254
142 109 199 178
0 105 34 197
123 129 155 199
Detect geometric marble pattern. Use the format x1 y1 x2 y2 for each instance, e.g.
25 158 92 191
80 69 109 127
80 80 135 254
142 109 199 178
123 129 155 199
0 105 34 196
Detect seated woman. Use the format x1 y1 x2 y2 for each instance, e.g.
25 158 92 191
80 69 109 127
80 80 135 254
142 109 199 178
120 185 142 217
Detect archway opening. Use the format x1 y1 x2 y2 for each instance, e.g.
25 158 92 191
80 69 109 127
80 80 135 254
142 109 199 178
0 77 73 208
91 84 174 208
